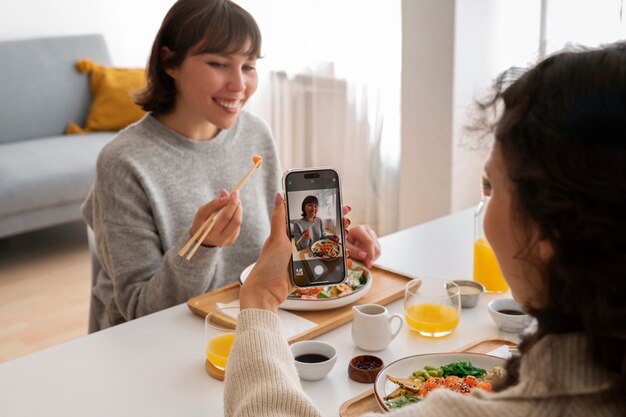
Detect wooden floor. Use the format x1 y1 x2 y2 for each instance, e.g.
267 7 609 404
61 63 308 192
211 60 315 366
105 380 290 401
0 221 90 363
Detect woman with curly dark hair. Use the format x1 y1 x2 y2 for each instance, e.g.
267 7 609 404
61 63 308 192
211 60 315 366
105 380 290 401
225 42 626 416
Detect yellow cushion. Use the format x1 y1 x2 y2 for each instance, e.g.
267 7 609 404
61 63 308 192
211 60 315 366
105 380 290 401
66 59 146 134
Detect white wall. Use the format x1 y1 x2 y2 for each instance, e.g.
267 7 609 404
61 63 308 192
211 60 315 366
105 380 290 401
399 0 455 230
0 0 176 67
451 0 542 213
399 0 543 228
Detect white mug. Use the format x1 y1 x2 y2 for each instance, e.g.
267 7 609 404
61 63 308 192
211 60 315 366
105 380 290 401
351 304 403 351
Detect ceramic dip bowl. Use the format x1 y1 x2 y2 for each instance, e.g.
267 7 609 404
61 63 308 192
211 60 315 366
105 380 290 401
487 298 533 333
290 340 337 381
447 280 484 308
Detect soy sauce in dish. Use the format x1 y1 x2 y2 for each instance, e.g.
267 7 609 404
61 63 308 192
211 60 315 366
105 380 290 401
498 309 525 315
295 353 330 363
355 360 381 370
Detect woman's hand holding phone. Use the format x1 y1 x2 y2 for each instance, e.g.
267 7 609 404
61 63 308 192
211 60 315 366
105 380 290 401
190 189 243 248
240 193 293 312
240 196 355 312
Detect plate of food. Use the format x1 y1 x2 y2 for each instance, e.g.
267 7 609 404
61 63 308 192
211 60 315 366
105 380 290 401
309 238 341 259
239 261 372 311
374 352 506 411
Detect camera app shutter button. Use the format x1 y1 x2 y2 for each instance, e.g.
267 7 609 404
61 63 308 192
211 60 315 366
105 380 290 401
314 265 324 276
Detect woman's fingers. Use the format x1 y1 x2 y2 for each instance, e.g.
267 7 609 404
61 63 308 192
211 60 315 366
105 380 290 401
346 224 381 268
212 190 239 231
195 190 243 247
366 225 382 259
190 189 229 237
270 193 290 242
194 189 228 222
217 200 243 246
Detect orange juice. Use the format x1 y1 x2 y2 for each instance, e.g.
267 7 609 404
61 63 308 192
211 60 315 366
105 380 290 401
405 304 460 337
206 333 235 370
473 238 509 293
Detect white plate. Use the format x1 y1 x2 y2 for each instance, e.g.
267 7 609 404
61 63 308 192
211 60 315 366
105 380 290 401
374 352 507 412
239 262 372 311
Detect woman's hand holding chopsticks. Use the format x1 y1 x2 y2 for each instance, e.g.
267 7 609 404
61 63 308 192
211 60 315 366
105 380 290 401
188 188 242 248
179 155 261 260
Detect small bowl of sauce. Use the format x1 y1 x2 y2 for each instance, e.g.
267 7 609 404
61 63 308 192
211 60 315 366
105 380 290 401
487 298 533 333
447 280 484 308
290 340 337 381
348 355 384 383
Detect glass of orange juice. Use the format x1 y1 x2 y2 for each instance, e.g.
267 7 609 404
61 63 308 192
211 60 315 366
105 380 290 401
204 307 239 373
404 278 461 337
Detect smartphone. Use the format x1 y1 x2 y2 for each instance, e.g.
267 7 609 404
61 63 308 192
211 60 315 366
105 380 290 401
283 168 347 288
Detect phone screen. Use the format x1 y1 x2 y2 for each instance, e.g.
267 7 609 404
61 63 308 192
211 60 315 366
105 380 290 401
284 169 347 287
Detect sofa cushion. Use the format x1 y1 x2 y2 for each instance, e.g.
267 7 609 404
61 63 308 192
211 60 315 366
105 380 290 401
0 34 111 145
66 59 146 134
0 133 115 217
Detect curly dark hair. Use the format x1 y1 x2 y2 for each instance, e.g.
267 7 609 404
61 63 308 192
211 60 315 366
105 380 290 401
301 195 318 218
476 42 626 394
135 0 262 115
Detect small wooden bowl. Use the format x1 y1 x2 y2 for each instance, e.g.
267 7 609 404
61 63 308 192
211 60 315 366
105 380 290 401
348 355 384 383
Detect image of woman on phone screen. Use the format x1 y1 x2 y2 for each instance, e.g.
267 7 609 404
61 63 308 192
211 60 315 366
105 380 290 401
293 195 339 251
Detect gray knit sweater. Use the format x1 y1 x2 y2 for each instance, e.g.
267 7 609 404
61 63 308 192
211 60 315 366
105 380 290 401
82 113 281 329
224 310 626 417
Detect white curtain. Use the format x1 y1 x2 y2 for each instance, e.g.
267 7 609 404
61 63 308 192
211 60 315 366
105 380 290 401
543 0 626 55
242 0 401 235
251 67 395 233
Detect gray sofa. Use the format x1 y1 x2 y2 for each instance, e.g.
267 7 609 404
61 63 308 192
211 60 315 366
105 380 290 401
0 34 117 238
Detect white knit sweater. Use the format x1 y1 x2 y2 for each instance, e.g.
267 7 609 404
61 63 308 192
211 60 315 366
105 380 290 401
224 310 625 417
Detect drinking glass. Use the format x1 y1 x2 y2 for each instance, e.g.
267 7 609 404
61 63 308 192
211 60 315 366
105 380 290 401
473 196 509 293
204 306 239 372
404 278 461 337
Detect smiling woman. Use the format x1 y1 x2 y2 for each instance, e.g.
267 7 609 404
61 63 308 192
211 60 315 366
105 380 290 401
82 0 283 332
83 0 381 333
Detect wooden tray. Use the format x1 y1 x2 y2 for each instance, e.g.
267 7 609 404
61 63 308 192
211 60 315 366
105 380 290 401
338 338 517 417
187 266 413 344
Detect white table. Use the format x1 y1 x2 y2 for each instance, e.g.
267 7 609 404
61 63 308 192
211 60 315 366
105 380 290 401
0 208 516 417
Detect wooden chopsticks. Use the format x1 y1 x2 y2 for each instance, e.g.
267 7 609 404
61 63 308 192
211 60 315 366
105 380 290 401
178 155 262 261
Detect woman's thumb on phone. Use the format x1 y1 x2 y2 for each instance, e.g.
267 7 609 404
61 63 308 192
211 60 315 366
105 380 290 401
274 192 283 208
271 193 287 237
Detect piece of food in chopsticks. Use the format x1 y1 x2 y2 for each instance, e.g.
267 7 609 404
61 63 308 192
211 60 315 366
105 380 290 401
384 361 504 409
179 155 263 260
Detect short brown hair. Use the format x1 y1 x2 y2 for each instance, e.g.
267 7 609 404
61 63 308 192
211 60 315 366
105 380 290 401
135 0 262 115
